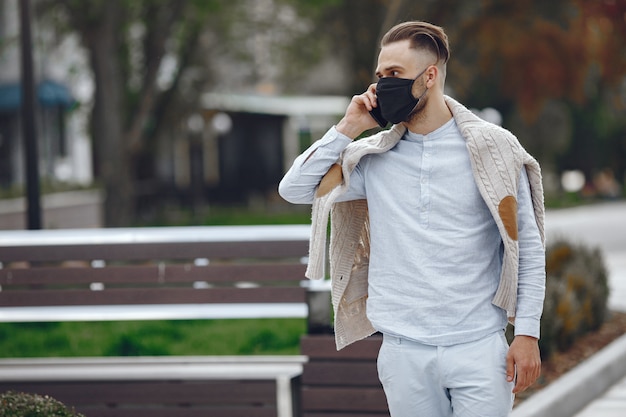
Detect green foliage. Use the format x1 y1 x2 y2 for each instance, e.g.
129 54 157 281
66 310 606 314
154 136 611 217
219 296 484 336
539 239 609 358
0 319 306 358
0 391 84 417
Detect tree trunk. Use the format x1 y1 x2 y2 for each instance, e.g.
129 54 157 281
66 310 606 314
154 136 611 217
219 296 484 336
87 1 133 226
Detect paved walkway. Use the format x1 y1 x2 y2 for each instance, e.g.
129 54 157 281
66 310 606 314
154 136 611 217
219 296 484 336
574 375 626 417
512 201 626 417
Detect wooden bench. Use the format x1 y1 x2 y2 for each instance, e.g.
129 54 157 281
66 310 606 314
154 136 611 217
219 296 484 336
0 225 330 417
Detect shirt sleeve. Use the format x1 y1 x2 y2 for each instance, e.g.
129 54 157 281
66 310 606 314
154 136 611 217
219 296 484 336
514 167 547 338
278 126 352 204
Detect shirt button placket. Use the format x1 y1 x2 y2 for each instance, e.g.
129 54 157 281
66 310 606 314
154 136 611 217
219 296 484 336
420 139 432 226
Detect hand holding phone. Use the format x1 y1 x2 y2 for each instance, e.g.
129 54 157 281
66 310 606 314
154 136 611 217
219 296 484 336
337 84 385 138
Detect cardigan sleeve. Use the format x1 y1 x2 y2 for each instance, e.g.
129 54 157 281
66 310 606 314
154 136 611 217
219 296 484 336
514 168 547 338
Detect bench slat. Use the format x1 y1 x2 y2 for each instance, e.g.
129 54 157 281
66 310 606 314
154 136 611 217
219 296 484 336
300 334 383 360
301 386 389 412
302 361 380 386
82 409 276 417
0 240 309 263
0 286 307 307
0 303 308 321
0 380 276 404
0 264 306 286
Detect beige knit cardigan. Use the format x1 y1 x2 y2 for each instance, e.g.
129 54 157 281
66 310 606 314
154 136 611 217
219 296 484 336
307 95 545 350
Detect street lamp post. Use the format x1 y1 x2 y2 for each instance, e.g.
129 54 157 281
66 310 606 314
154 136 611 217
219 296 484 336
19 0 42 229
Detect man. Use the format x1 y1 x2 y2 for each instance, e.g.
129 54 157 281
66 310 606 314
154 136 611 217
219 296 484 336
279 21 546 417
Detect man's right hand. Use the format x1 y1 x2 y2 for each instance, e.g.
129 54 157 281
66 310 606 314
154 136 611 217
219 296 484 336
336 83 380 139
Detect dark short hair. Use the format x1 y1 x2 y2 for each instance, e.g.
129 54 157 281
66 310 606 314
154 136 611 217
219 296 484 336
381 21 450 65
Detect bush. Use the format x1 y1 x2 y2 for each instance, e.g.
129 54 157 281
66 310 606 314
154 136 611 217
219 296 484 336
0 391 84 417
539 239 610 358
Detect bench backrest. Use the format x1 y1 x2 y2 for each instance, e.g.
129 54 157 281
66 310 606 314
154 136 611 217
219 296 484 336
300 334 389 416
0 225 310 312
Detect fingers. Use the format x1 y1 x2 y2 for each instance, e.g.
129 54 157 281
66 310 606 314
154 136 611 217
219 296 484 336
366 83 378 108
506 352 515 385
512 358 541 393
351 83 378 112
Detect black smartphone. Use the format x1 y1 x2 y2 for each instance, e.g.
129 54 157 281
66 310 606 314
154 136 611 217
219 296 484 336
369 104 388 128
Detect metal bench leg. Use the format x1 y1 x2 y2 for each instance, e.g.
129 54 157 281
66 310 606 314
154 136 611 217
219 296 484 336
276 375 294 417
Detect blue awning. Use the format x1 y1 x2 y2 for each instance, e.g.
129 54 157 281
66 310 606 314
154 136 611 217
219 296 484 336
0 79 75 112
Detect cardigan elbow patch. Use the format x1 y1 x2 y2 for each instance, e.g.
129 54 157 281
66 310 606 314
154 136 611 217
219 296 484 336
316 163 343 197
499 195 518 241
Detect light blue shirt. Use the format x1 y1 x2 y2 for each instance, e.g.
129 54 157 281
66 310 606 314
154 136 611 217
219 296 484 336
279 120 545 344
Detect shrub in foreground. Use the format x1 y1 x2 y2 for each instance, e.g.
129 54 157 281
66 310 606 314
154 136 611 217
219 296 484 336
539 239 609 358
0 391 84 417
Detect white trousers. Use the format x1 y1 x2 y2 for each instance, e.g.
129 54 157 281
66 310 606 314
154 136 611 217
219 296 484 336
377 331 515 417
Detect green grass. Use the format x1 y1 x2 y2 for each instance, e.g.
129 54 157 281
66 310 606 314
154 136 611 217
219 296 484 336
198 206 311 226
139 204 312 227
0 319 306 358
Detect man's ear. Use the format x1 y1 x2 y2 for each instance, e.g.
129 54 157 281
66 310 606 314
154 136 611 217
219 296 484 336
426 65 438 88
316 163 343 197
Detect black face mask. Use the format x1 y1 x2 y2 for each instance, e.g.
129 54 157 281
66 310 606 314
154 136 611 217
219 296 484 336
374 66 430 125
